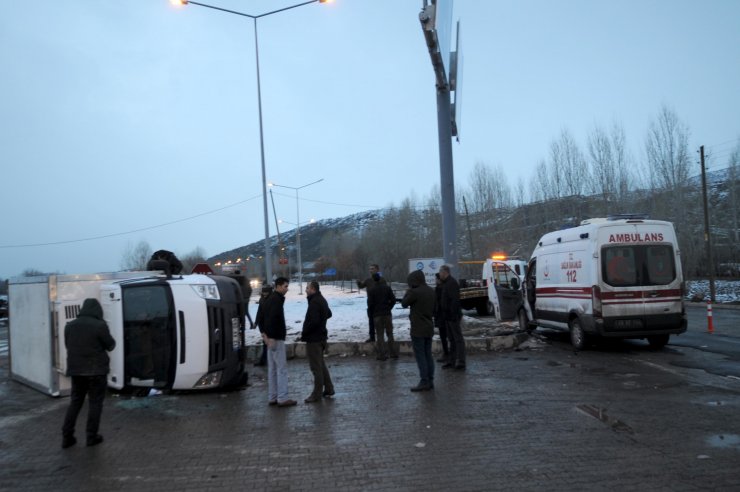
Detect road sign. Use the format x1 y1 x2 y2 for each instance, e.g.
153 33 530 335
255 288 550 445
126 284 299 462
191 263 214 275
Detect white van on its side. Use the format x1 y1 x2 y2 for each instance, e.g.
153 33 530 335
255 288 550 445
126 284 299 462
518 216 687 350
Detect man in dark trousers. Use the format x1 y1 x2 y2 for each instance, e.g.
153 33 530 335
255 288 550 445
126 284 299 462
62 298 116 449
368 272 398 360
402 270 436 391
434 273 449 363
257 277 297 407
439 264 466 370
357 263 385 343
300 281 335 403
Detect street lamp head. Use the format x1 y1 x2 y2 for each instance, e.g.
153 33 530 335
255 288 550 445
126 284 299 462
170 0 188 5
319 0 333 3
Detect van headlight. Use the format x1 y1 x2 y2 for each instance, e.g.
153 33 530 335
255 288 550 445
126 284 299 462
193 371 222 389
191 284 220 300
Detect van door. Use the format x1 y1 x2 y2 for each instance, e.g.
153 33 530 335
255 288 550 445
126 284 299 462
523 259 537 320
121 283 177 388
100 285 125 390
489 262 522 321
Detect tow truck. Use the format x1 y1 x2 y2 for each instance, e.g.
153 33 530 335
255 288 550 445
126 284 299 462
459 254 527 320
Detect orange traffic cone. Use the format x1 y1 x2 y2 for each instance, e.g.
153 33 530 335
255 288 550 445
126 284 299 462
707 302 714 334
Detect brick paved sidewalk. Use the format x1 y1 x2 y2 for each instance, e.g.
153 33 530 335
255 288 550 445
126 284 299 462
2 344 740 491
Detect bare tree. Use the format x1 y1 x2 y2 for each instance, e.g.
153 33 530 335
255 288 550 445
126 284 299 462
533 159 551 202
587 123 615 210
610 122 633 203
121 240 152 271
514 175 526 208
552 128 588 197
179 247 207 273
645 104 691 191
728 140 740 244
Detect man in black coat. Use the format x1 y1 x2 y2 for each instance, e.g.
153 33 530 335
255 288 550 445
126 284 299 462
62 298 116 449
357 263 385 342
368 273 398 360
300 281 335 403
439 265 466 370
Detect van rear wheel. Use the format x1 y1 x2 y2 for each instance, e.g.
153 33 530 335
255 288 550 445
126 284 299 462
569 317 588 350
647 334 670 349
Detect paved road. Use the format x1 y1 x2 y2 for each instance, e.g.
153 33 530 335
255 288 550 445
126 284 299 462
2 331 740 490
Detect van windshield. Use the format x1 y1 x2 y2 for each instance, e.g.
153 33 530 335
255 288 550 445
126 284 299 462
601 245 676 287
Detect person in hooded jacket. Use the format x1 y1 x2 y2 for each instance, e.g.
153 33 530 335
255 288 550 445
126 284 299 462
367 273 398 360
402 270 436 391
62 298 116 449
300 281 335 403
439 264 466 370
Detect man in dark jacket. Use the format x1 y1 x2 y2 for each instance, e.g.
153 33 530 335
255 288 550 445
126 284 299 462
62 298 116 449
368 273 398 360
357 264 385 342
253 284 273 366
300 281 335 403
402 270 436 391
434 273 449 362
439 265 466 370
258 277 297 407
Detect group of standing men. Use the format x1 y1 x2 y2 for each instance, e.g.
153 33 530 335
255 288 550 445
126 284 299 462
358 263 466 391
254 277 335 407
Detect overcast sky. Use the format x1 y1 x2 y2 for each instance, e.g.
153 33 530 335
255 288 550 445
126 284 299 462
1 0 739 279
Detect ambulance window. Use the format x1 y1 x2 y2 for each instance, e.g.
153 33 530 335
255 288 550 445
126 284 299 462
603 247 637 286
645 246 676 285
602 245 676 286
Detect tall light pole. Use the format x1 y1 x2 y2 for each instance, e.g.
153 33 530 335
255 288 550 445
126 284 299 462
170 0 331 285
270 178 323 293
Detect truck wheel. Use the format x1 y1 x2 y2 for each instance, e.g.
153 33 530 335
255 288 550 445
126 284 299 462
476 302 490 316
569 317 589 350
647 334 670 349
518 309 532 332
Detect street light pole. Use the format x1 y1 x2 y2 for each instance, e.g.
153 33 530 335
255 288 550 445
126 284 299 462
270 178 323 294
170 0 331 285
252 17 273 284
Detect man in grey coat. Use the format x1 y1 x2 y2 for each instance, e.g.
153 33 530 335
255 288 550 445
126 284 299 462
62 298 116 449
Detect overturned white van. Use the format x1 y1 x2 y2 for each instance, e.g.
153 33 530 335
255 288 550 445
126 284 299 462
518 216 687 349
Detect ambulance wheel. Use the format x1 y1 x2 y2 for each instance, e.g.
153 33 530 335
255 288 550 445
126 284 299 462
647 334 670 349
518 309 532 332
569 317 589 350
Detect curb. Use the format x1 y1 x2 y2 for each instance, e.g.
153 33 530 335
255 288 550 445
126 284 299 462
246 332 530 360
685 302 740 310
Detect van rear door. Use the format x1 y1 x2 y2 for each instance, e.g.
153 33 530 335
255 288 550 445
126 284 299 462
598 223 681 331
100 284 125 390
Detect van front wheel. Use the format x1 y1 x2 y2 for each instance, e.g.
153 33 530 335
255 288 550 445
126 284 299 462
569 317 588 350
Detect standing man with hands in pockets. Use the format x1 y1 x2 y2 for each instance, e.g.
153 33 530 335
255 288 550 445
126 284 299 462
300 281 335 403
256 277 297 407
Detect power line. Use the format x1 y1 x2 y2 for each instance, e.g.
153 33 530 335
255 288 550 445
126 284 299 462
0 194 262 249
269 190 381 209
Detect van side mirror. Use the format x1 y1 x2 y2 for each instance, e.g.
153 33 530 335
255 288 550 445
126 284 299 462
510 277 520 290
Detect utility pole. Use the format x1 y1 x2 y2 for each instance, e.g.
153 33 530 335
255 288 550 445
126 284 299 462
699 145 716 303
462 195 474 259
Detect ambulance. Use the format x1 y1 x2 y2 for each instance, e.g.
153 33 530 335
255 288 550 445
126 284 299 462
518 215 687 349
